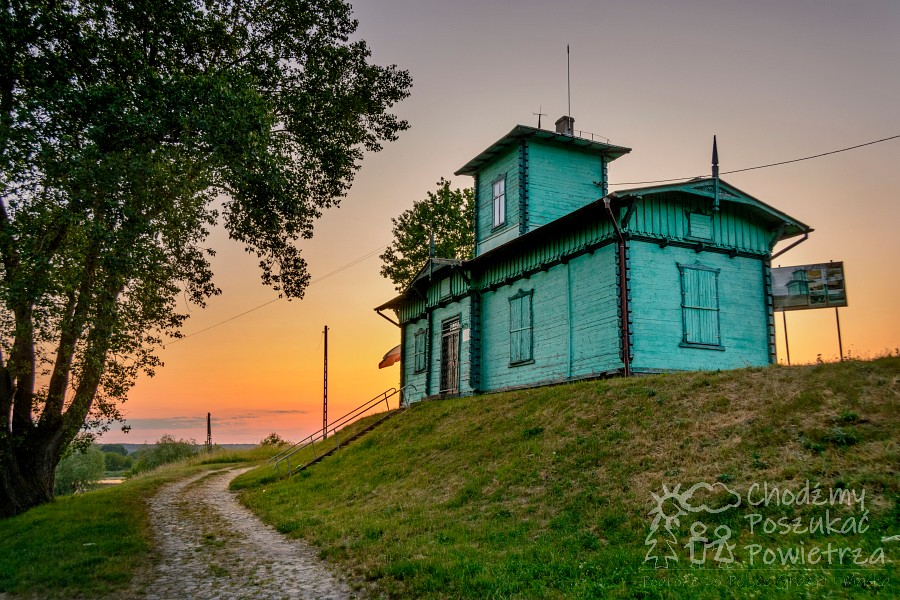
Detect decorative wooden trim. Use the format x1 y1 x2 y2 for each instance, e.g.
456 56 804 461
519 140 528 235
679 342 726 351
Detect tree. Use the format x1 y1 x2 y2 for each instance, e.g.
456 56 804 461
259 432 290 446
379 179 474 291
53 445 105 495
0 0 411 517
129 434 197 475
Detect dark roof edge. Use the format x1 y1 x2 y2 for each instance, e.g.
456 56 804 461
454 125 631 176
612 178 812 234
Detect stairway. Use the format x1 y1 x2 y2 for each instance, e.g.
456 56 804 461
268 387 406 477
293 407 402 473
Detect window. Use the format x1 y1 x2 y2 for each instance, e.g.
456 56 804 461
439 276 451 300
414 328 427 372
678 264 722 349
509 289 533 364
492 177 506 228
688 212 713 240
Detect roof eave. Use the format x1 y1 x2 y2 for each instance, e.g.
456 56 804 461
613 178 812 235
455 125 631 177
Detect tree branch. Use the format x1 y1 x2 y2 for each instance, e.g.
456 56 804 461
40 244 100 423
60 277 126 444
9 305 35 431
0 195 20 279
0 345 14 434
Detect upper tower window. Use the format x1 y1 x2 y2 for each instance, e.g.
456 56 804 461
492 177 506 228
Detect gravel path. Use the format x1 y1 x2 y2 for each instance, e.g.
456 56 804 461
128 467 355 600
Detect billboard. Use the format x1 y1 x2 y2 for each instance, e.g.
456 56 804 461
773 262 847 312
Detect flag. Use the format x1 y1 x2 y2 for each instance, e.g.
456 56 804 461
378 345 401 369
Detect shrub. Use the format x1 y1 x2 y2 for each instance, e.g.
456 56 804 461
130 434 198 474
103 451 134 472
55 445 106 495
259 432 290 446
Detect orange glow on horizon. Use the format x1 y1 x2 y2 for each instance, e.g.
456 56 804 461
99 1 900 445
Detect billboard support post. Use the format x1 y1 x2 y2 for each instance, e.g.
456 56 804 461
783 311 791 366
835 308 843 362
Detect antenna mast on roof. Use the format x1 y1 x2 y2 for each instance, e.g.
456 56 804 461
567 45 572 120
533 106 546 129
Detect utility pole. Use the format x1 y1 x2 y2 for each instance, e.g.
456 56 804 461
323 325 328 439
205 412 212 450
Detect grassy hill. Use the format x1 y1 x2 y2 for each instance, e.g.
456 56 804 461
233 357 900 599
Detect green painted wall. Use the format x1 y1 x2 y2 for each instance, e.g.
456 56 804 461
402 317 428 403
401 296 474 403
476 147 521 256
628 241 771 371
478 247 622 392
625 192 774 255
526 140 604 231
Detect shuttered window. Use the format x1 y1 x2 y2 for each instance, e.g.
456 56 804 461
492 177 506 228
689 212 713 240
414 329 427 372
679 264 722 348
509 289 533 364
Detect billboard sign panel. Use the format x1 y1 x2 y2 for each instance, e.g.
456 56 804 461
772 262 847 312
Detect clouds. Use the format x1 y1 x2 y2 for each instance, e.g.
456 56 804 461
104 408 314 443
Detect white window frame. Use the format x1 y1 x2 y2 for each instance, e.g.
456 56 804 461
509 289 533 365
492 177 506 228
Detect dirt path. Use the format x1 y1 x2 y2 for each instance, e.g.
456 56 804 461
127 467 355 599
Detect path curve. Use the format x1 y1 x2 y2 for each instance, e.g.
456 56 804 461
128 467 354 599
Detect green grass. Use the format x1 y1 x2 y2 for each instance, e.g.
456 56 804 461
0 445 278 597
233 357 900 599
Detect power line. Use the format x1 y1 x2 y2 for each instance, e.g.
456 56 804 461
164 243 388 347
608 133 900 187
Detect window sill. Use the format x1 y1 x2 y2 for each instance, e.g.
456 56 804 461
679 342 725 351
491 222 507 232
509 358 535 367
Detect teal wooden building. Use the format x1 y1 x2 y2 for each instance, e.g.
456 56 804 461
376 118 811 402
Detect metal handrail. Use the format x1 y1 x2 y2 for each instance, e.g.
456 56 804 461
270 387 399 475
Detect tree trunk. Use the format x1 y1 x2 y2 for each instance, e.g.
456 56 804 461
0 432 59 518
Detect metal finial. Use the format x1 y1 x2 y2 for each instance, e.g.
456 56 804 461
712 135 720 212
712 135 719 179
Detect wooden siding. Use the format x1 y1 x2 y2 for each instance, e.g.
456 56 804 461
402 317 428 403
477 219 615 291
625 193 775 254
479 249 622 391
629 241 770 371
526 141 604 231
476 147 521 256
428 298 473 397
568 248 622 376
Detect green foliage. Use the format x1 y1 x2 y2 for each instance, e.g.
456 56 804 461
0 0 410 516
379 178 474 291
259 432 290 447
100 444 129 456
102 451 133 472
54 445 106 496
130 435 198 474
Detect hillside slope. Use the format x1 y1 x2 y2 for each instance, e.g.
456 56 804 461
233 358 900 599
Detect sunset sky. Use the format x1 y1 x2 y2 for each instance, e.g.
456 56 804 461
101 0 900 444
